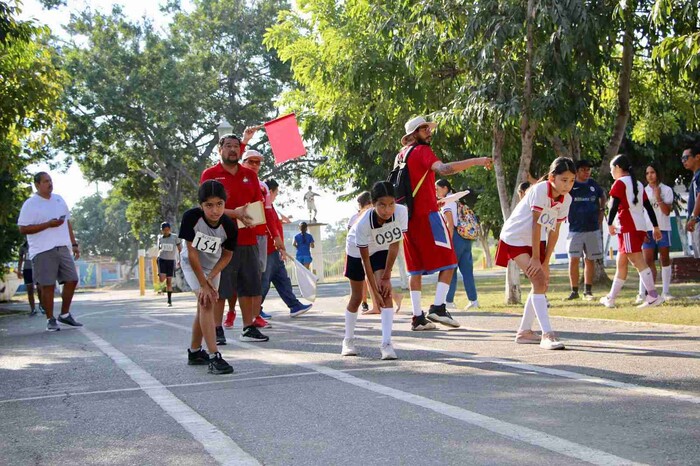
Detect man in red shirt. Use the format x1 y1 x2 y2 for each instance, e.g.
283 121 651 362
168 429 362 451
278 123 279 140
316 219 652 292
200 128 269 343
397 116 491 331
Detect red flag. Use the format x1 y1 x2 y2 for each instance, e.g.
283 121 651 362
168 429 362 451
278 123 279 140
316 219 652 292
264 113 306 165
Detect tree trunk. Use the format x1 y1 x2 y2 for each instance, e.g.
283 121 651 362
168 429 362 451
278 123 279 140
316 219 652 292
492 123 521 304
510 0 538 213
597 3 635 183
478 227 493 269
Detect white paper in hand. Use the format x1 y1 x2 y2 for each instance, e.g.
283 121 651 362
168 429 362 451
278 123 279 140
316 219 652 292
293 258 318 302
440 190 470 205
237 201 266 228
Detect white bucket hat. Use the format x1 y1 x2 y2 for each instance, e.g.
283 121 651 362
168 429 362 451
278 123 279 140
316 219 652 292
241 149 263 161
401 116 437 145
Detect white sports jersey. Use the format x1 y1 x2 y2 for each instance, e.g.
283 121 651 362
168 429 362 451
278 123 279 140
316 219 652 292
500 181 572 246
346 204 408 258
643 183 673 231
609 176 648 233
440 199 458 227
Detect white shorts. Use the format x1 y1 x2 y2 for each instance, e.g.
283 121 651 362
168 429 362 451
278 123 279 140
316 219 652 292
181 263 220 293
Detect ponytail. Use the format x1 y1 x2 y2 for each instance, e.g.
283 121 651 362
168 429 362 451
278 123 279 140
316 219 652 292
611 154 638 204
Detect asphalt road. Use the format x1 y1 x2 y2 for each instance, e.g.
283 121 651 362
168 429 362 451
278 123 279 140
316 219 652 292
1 284 699 465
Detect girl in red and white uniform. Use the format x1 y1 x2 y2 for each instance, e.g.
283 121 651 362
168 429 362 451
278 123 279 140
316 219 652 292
600 155 663 308
495 157 576 350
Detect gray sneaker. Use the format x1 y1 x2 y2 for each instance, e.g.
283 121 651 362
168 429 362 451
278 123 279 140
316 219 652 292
46 318 60 332
57 314 83 327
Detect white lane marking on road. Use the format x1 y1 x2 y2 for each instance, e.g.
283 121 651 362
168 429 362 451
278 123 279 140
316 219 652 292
80 327 259 466
0 364 424 405
271 320 700 405
143 316 646 466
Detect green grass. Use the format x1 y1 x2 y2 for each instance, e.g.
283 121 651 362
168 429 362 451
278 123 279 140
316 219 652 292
419 267 700 326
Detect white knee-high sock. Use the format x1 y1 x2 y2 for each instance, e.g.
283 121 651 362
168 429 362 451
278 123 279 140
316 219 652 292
344 310 358 340
638 276 645 297
639 268 658 298
410 291 422 316
434 282 450 306
608 277 625 299
661 266 672 295
531 294 552 334
380 308 393 345
518 294 536 332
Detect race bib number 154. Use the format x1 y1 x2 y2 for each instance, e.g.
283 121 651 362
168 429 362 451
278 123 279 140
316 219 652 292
192 232 222 254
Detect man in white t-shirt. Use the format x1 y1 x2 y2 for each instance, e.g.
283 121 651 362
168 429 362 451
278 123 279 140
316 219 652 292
17 172 82 332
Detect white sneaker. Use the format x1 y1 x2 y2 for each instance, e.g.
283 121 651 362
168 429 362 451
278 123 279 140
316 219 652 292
465 300 480 310
637 295 664 308
634 294 645 304
341 338 357 356
540 332 565 350
380 343 398 360
662 293 675 301
599 296 616 308
445 302 457 310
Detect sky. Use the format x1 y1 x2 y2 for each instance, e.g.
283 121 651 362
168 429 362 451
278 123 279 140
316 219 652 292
18 0 358 226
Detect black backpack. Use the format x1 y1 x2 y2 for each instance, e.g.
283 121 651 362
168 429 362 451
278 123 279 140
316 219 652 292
387 144 429 219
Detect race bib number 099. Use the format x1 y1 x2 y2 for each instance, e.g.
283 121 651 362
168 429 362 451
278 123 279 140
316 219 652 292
374 225 403 246
192 232 222 254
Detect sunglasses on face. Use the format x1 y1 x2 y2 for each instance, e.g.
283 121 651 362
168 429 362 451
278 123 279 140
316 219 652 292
245 160 262 165
682 154 691 162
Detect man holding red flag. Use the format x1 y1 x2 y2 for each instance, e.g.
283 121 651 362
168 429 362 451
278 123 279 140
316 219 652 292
200 127 270 343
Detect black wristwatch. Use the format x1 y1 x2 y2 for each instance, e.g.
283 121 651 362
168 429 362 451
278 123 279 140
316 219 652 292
72 243 79 247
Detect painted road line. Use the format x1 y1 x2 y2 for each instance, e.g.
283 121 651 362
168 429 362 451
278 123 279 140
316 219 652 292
0 363 433 405
271 320 700 405
144 316 646 466
80 327 259 466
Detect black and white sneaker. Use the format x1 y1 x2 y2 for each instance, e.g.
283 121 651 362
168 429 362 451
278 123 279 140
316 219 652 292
240 325 269 342
187 347 210 366
411 312 437 331
28 308 38 317
426 304 460 328
57 313 83 327
208 352 234 374
46 318 60 332
216 326 227 345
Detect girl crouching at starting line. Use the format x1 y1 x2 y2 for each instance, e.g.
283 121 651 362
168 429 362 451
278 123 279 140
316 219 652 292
179 180 238 374
342 181 408 360
495 157 576 350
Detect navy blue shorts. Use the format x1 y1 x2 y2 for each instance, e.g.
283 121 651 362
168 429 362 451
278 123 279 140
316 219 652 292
642 230 671 249
343 250 389 282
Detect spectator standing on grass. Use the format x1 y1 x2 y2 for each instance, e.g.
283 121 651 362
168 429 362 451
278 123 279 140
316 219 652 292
681 144 700 258
565 160 606 301
436 178 479 311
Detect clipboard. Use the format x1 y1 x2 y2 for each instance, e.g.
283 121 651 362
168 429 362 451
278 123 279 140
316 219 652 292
237 201 266 228
440 190 470 205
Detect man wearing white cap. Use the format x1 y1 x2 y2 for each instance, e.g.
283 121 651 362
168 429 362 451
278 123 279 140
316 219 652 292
396 116 492 331
241 149 285 327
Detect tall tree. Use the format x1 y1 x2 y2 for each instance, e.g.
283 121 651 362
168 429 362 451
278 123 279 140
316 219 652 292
0 1 66 275
59 0 295 235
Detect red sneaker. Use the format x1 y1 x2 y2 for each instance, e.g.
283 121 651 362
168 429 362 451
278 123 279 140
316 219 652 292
223 310 236 329
252 315 271 328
